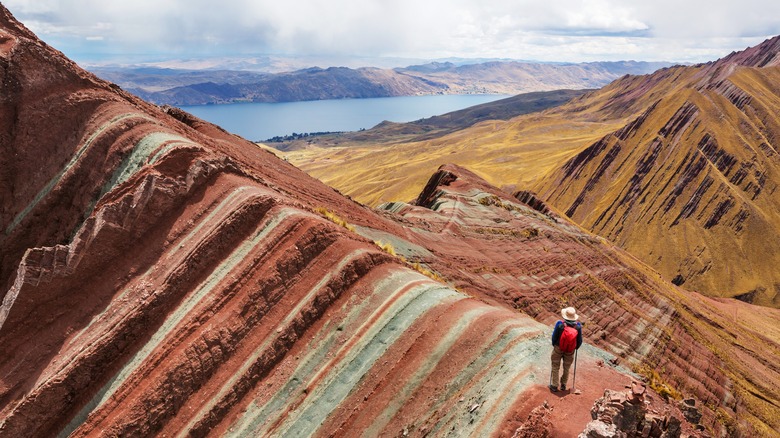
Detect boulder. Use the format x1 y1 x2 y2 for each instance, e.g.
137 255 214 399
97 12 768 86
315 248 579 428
584 387 683 438
579 420 624 438
677 399 702 425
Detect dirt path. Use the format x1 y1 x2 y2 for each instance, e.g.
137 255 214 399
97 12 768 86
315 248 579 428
499 347 637 437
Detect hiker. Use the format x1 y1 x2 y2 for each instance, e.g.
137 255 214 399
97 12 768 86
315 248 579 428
549 307 583 392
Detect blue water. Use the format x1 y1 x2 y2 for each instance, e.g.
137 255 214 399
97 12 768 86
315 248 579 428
180 94 510 141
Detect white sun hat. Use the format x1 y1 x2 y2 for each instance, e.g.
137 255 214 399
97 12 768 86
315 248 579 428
561 307 579 321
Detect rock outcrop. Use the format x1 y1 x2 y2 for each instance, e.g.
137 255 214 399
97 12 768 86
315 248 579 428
581 385 685 438
0 5 778 437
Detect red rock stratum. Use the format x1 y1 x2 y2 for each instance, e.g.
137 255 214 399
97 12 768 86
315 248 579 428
0 5 778 437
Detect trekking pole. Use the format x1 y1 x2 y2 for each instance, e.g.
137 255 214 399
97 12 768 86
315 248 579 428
572 349 582 395
549 361 554 387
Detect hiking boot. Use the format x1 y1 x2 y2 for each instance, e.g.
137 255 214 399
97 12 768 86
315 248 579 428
548 384 558 392
560 384 566 391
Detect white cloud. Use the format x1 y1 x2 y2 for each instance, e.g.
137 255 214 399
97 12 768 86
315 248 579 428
3 0 780 63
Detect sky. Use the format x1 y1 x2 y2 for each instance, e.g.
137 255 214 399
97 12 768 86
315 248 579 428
4 0 780 67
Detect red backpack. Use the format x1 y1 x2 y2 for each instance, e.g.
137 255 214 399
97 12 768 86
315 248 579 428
559 323 578 353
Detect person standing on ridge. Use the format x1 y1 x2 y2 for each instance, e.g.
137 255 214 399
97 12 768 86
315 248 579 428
549 306 583 392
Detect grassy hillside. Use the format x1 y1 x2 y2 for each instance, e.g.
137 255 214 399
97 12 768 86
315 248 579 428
282 111 622 206
536 65 780 307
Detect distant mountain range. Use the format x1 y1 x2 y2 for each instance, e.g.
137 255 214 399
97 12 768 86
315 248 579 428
90 60 671 106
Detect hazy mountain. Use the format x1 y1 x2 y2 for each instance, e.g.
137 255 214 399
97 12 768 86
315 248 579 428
90 60 670 105
396 60 673 95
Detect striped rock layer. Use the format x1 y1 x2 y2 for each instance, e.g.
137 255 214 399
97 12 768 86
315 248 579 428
0 8 615 437
0 6 778 438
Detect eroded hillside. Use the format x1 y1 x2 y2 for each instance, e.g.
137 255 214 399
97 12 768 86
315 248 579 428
1 5 779 437
526 37 780 308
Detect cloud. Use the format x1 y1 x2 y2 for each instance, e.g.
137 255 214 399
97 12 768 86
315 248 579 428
3 0 780 63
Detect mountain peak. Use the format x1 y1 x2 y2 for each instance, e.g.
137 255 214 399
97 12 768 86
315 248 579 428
716 34 780 68
0 4 37 43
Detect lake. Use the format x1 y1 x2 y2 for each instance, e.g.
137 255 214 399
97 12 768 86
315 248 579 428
180 94 511 141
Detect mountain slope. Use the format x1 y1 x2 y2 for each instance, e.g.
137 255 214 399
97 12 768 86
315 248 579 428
287 37 780 308
537 40 780 307
285 102 624 208
1 5 778 437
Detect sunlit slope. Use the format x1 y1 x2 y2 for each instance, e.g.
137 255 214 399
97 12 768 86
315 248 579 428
538 65 780 306
287 114 624 206
287 38 780 306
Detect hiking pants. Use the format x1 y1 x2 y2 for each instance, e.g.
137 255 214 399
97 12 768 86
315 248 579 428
550 346 574 388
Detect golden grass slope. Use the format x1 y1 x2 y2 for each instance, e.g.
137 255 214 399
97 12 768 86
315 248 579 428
284 114 624 207
282 65 697 207
538 65 780 307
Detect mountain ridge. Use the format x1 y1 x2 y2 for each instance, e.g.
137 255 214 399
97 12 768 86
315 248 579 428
91 60 670 106
536 35 780 306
